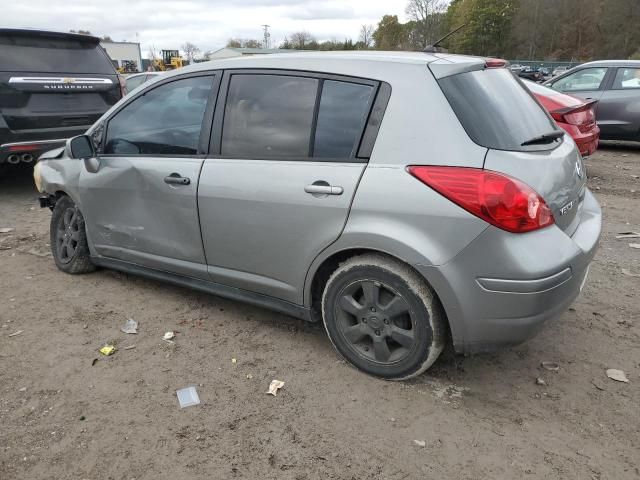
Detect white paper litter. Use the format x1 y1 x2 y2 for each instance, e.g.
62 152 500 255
606 369 629 383
266 379 285 396
176 386 201 408
616 231 640 239
120 318 138 334
163 331 175 341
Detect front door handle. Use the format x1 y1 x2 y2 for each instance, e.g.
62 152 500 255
305 183 344 196
164 173 190 186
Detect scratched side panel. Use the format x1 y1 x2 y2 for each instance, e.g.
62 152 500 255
78 156 208 278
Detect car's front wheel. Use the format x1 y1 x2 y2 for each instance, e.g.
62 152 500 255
322 254 445 380
50 195 95 274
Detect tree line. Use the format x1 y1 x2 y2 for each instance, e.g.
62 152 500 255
225 0 640 61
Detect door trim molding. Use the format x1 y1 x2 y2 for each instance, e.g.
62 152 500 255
90 255 314 322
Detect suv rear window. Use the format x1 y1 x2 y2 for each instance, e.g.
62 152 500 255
438 68 558 151
0 34 115 74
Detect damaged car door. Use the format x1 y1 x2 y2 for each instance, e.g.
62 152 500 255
78 73 217 278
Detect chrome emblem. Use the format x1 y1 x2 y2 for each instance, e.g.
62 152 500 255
575 159 583 179
560 200 574 216
62 77 75 84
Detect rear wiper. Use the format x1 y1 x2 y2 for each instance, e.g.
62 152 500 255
521 130 565 146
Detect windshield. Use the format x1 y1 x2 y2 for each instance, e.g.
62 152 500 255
0 34 116 74
437 68 559 151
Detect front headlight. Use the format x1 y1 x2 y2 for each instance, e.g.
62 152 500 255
33 161 43 193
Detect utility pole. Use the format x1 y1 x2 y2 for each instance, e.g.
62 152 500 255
261 24 271 49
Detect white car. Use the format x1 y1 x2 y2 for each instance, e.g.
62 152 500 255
552 66 570 77
124 72 163 94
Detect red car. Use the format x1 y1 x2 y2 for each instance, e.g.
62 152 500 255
524 80 600 156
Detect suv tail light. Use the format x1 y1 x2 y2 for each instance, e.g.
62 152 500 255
117 74 127 98
551 101 597 132
408 166 554 233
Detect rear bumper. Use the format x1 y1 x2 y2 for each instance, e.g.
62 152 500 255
416 188 601 354
559 123 600 157
0 125 88 162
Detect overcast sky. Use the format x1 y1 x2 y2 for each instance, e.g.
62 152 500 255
5 0 409 57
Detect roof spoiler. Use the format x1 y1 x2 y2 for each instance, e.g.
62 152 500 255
0 28 100 44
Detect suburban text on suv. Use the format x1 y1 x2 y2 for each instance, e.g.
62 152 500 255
0 29 122 171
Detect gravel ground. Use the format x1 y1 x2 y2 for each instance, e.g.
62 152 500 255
1 143 639 479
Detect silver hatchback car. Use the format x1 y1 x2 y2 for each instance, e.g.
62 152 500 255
35 52 601 379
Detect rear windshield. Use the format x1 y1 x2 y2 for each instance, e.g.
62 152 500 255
0 35 115 74
438 68 558 151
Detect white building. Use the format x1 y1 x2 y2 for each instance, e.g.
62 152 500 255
205 47 299 60
100 41 143 73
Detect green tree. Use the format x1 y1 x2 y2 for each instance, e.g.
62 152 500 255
243 39 263 49
288 31 315 49
446 0 518 57
406 0 449 48
227 38 264 49
372 15 409 50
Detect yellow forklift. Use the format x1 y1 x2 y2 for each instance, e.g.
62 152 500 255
153 50 183 71
117 60 139 74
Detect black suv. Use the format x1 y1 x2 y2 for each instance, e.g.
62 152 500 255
0 29 122 170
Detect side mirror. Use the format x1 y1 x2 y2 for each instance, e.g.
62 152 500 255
67 135 95 160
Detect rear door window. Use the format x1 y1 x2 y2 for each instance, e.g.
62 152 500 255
550 67 608 92
221 74 375 160
222 74 318 158
437 68 558 151
0 34 115 74
612 68 640 90
104 75 214 155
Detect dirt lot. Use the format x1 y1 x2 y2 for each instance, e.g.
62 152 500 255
1 145 639 480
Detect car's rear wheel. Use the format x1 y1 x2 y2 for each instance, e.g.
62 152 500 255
321 254 445 380
50 195 95 274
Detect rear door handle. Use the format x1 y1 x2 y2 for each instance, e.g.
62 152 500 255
305 184 343 195
164 173 190 186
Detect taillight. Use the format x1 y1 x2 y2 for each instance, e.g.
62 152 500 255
486 58 507 68
551 102 596 126
8 144 38 152
408 166 554 233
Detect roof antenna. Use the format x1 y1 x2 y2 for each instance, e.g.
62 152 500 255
423 24 467 53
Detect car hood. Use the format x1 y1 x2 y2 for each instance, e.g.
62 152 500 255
39 146 66 160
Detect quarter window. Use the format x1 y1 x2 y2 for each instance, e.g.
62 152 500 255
104 75 213 155
612 68 640 89
550 67 607 92
314 81 374 158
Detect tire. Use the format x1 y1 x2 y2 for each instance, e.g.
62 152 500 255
321 254 445 380
50 195 96 274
